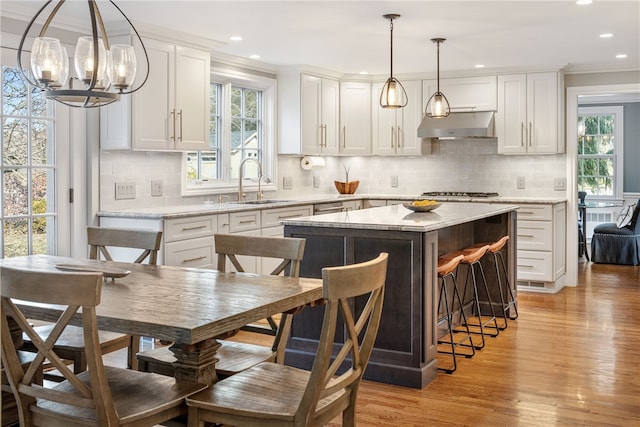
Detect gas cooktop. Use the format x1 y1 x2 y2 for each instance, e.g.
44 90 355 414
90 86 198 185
421 191 500 198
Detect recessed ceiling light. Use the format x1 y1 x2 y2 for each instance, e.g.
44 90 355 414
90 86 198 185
616 54 628 59
576 0 592 5
599 33 613 38
359 71 369 75
229 36 243 41
474 64 485 69
249 54 261 60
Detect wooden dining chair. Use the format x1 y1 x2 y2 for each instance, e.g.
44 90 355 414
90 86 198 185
22 226 163 375
137 233 307 378
0 266 206 426
186 252 388 427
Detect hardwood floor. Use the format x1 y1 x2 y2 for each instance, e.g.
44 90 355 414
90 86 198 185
327 262 640 426
107 262 639 426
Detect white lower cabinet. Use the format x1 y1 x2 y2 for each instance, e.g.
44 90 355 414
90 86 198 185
516 202 566 293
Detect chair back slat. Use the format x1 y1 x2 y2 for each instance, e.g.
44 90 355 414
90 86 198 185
214 233 306 353
299 252 388 425
1 266 119 425
87 226 162 265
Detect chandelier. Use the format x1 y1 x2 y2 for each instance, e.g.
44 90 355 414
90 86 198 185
17 0 149 108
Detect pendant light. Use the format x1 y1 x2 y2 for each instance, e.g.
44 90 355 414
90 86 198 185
425 38 450 118
380 14 407 109
17 0 149 108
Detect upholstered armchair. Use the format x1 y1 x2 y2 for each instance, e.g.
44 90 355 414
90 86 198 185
591 199 640 266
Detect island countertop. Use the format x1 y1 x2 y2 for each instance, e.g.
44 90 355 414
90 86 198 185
280 201 519 232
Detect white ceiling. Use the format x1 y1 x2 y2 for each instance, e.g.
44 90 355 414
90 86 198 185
2 0 639 77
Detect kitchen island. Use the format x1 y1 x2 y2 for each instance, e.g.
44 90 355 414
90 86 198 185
282 201 518 388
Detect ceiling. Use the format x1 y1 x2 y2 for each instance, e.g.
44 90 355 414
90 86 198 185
2 0 639 77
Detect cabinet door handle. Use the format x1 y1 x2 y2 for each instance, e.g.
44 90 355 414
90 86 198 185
397 126 402 149
322 124 327 148
528 122 532 147
520 122 525 147
390 126 395 148
178 109 183 142
517 264 535 269
278 214 303 220
518 234 535 238
182 255 207 264
182 225 207 231
239 219 256 224
342 126 346 149
171 109 176 141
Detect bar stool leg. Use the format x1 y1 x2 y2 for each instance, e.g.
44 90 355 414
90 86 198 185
496 249 518 321
437 272 474 373
459 259 499 350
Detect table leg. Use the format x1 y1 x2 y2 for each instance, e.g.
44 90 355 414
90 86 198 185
579 206 590 261
169 338 220 385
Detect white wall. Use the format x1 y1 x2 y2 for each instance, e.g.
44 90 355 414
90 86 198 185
99 140 566 210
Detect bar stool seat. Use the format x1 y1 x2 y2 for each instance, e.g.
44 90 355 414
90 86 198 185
437 254 475 373
451 244 500 350
467 236 518 329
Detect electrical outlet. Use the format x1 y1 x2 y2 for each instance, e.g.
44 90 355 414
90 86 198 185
115 182 136 200
516 176 525 190
313 176 320 188
151 180 163 197
283 176 293 190
391 176 399 188
553 177 567 191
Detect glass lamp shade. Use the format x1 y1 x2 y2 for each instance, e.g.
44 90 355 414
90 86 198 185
425 92 451 118
74 36 109 88
30 37 65 87
107 44 137 91
380 77 408 109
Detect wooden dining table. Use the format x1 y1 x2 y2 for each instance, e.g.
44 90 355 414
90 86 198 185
0 254 323 385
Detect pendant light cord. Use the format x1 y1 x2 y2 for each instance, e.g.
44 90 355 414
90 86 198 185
389 17 394 78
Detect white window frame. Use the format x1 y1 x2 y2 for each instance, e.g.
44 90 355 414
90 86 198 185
577 106 624 200
183 69 277 197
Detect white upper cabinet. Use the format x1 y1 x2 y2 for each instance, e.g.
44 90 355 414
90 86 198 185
278 72 339 155
339 81 371 155
300 74 339 155
372 80 423 155
422 76 497 112
100 37 210 151
496 72 563 155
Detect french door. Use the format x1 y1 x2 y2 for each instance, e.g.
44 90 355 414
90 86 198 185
1 47 70 258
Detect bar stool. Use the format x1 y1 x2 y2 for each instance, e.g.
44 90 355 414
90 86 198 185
437 254 475 373
468 236 518 330
456 244 500 349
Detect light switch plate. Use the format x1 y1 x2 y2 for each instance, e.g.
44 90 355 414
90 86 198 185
283 176 293 190
553 177 567 191
115 182 135 200
391 176 398 188
151 180 163 197
313 176 320 188
516 176 525 190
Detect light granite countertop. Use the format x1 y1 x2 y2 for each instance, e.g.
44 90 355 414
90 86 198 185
280 202 519 232
97 194 565 220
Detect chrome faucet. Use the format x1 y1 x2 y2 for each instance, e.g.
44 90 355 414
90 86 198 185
238 157 263 201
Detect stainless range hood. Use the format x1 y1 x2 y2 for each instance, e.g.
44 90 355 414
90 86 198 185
417 111 495 139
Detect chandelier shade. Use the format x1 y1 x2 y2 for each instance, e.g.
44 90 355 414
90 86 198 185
425 38 450 118
380 14 407 109
17 0 149 108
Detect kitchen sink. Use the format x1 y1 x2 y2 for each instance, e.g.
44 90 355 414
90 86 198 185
233 199 291 205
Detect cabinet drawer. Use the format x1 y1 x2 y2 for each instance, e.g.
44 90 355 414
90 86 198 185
517 204 552 221
164 216 215 243
217 213 230 234
261 205 312 229
229 211 261 233
517 250 553 282
517 220 552 251
164 236 214 268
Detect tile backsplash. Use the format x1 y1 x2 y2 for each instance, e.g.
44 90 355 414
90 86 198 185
100 139 567 210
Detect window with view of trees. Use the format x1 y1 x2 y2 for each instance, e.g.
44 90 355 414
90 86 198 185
577 106 624 198
1 65 57 258
186 81 265 189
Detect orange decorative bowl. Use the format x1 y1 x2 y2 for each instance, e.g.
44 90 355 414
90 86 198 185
334 181 359 194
